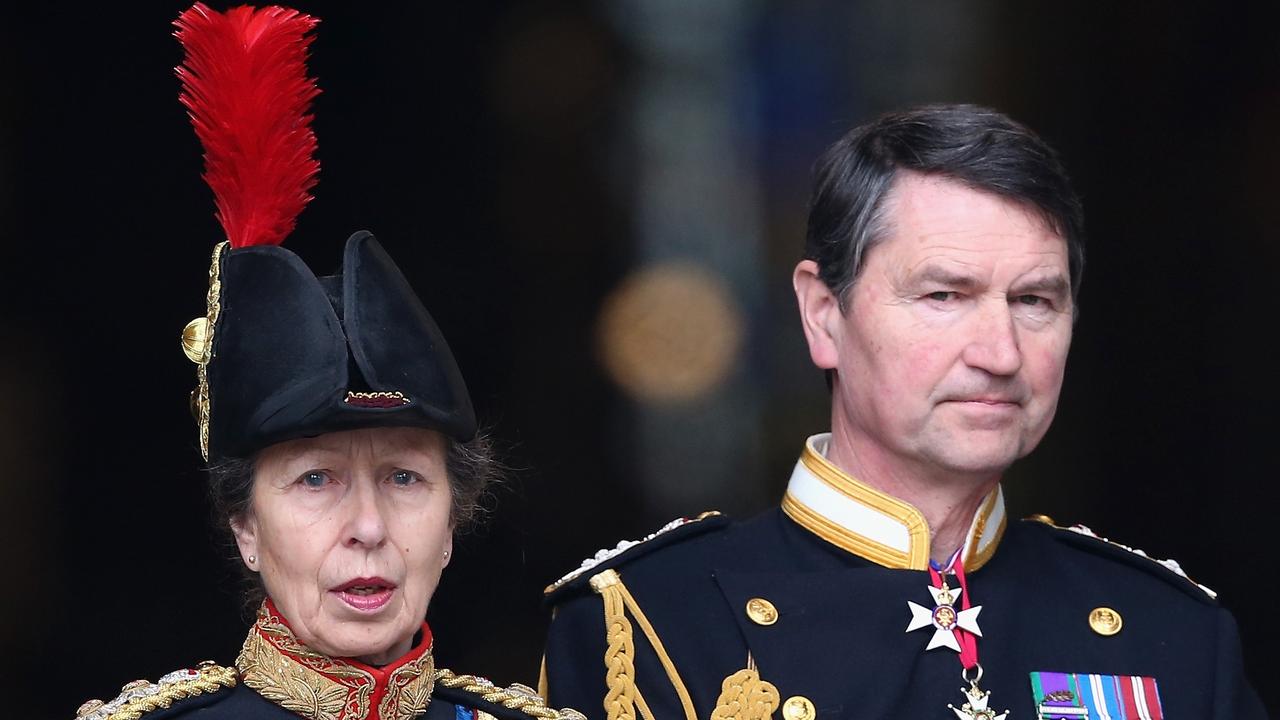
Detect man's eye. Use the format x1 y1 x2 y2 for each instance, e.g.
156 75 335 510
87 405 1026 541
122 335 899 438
390 469 420 487
927 291 956 302
1015 295 1045 306
299 471 330 488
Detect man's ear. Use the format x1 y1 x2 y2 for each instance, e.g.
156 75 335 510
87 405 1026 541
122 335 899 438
230 513 260 573
793 259 843 370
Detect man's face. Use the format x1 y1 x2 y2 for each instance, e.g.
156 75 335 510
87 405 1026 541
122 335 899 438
804 173 1074 478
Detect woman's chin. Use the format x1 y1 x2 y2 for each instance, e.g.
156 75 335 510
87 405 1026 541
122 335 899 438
314 626 410 665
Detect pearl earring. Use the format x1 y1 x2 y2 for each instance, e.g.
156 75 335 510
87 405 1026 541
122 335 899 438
443 550 450 560
248 555 257 564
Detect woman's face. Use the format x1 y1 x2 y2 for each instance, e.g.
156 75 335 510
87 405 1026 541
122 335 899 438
232 426 453 665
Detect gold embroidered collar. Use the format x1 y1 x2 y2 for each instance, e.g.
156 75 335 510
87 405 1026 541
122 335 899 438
236 600 436 720
781 433 1006 571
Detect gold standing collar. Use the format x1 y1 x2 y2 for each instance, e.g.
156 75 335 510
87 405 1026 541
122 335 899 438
236 602 436 720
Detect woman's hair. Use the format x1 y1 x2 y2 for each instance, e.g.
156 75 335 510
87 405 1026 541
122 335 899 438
206 430 502 614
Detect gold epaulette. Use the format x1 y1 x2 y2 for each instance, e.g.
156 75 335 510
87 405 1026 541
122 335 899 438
74 661 237 720
1026 514 1218 599
544 511 722 595
434 669 587 720
544 514 722 720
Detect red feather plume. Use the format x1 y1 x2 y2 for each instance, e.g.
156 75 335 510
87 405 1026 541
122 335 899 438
174 3 320 248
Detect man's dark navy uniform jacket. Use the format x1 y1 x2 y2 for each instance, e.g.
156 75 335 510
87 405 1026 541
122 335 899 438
543 435 1265 719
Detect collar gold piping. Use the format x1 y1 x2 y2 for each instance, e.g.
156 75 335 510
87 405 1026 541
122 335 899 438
782 435 1004 571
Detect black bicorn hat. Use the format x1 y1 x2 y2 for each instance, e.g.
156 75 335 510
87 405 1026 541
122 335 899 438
175 4 474 460
184 233 476 460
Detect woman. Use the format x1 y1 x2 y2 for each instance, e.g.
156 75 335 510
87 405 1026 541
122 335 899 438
73 5 582 719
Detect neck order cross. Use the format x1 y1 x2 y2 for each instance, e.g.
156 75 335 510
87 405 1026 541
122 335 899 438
905 556 1010 720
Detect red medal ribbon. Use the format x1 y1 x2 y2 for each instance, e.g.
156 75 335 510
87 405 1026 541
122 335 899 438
928 557 979 670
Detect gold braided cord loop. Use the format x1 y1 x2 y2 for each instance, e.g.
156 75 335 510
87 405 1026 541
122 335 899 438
589 569 696 720
614 581 697 720
710 668 780 720
598 577 637 720
433 670 587 720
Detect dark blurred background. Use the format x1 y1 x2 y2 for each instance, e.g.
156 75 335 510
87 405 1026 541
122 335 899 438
2 2 1277 716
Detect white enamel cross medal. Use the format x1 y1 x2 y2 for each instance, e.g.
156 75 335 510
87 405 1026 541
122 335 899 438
905 580 983 652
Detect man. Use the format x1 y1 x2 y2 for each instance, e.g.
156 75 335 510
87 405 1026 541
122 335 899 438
541 105 1264 720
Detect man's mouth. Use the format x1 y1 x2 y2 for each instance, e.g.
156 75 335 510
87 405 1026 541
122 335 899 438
946 394 1023 406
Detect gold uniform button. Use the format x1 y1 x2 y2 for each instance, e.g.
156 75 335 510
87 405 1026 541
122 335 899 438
782 695 816 720
1089 606 1123 636
745 597 779 625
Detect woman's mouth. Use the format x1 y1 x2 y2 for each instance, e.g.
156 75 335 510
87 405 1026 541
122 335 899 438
332 577 396 612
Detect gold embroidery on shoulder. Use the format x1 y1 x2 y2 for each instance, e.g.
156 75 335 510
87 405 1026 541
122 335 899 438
435 669 587 719
75 661 237 720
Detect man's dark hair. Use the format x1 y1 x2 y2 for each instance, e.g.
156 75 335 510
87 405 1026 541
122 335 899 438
804 104 1085 308
206 431 502 615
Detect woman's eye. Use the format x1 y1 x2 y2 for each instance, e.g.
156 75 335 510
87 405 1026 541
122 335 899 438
299 471 330 488
390 469 420 487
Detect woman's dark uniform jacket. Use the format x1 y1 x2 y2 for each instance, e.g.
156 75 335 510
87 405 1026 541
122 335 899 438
75 670 577 720
75 602 584 720
542 437 1266 719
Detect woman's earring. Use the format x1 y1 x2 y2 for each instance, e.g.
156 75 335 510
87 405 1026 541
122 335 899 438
248 555 257 564
443 550 450 560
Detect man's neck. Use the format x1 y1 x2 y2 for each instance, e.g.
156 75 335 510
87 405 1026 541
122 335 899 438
825 428 1001 565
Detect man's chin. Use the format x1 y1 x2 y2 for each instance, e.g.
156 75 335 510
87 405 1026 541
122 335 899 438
925 439 1026 477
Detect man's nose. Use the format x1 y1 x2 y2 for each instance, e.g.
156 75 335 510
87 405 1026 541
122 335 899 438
343 479 388 549
961 298 1023 376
